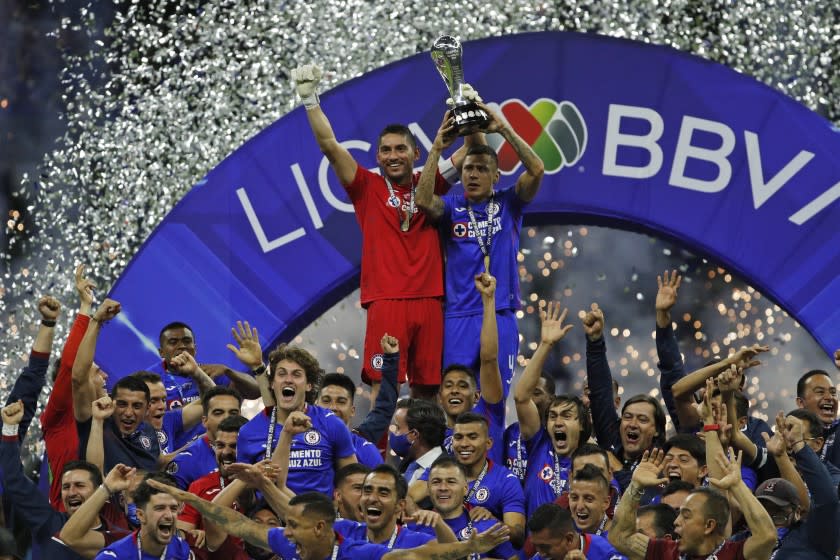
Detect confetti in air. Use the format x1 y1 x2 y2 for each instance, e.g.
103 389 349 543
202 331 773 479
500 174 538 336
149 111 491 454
4 1 839 462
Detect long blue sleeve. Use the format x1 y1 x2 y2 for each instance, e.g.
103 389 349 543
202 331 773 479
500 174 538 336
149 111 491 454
585 336 621 451
6 350 50 442
0 437 65 542
794 444 840 556
655 325 684 433
357 352 399 443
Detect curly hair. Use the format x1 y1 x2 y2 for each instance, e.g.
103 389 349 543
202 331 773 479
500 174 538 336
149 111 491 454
268 343 323 403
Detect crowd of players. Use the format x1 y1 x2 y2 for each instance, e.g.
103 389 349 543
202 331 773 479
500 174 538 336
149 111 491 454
0 66 838 560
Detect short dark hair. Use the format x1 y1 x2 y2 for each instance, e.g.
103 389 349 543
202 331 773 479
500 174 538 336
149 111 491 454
61 460 102 487
368 464 408 500
406 400 447 447
288 492 336 524
638 504 677 537
377 124 416 151
320 373 356 400
621 394 666 447
664 434 706 467
158 321 194 345
787 408 823 439
527 503 575 534
334 463 371 489
133 472 178 509
395 397 416 411
429 455 467 480
571 464 610 494
733 392 750 419
111 375 151 403
662 479 695 499
547 395 592 444
690 487 730 536
540 371 556 396
454 411 489 434
571 443 610 471
202 386 243 415
797 369 831 399
441 364 476 387
130 371 163 385
216 414 248 435
268 343 323 402
464 144 499 168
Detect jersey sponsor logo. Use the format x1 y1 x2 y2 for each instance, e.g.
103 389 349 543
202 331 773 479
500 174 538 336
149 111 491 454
452 222 468 238
539 463 554 482
371 353 384 370
304 430 321 445
474 487 489 503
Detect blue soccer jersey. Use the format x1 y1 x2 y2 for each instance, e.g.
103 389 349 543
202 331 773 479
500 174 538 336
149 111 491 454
523 427 572 518
94 531 193 560
157 409 186 455
464 460 525 520
413 510 517 560
166 435 216 490
353 432 384 468
237 404 356 496
503 422 528 483
440 185 525 317
268 528 391 560
334 520 434 548
529 534 625 560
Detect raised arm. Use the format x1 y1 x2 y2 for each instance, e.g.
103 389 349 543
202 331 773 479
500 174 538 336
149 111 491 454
169 351 216 397
292 64 358 186
583 303 621 450
608 449 668 560
476 273 503 405
653 271 690 431
85 395 115 475
227 320 274 406
477 101 544 202
415 112 456 222
147 479 271 549
73 299 120 422
357 334 400 442
760 412 809 512
514 302 573 440
707 450 776 560
59 464 136 558
7 296 61 440
672 344 768 400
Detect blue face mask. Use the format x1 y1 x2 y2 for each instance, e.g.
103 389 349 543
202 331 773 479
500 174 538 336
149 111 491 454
389 431 412 458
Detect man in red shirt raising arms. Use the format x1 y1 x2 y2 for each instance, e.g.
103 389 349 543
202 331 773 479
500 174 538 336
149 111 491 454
292 64 478 400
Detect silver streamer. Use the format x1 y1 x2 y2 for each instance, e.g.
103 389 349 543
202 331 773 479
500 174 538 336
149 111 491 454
4 1 839 455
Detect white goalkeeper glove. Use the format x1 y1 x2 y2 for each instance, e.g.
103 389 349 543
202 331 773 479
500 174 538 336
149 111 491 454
291 64 323 109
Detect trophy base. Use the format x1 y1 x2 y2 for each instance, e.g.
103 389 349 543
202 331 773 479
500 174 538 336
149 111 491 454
451 103 489 136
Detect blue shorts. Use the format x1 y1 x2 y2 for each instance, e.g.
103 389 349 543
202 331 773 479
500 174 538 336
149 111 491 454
443 309 518 397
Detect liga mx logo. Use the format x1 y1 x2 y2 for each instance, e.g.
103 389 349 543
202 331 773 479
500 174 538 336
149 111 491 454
485 98 587 174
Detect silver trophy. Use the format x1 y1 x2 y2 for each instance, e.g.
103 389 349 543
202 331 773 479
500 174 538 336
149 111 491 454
431 35 488 136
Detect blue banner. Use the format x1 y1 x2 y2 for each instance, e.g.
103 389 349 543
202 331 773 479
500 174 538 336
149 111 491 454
98 31 840 378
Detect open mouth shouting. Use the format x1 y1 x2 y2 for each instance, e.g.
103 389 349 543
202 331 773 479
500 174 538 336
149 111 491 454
624 428 641 448
364 505 384 524
818 400 838 423
157 520 175 542
573 508 592 530
66 496 84 513
552 429 570 453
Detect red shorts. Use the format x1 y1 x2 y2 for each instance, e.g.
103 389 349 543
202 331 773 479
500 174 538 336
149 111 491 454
361 297 443 387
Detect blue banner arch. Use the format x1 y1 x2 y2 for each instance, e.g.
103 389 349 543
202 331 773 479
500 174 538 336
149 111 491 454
98 31 840 377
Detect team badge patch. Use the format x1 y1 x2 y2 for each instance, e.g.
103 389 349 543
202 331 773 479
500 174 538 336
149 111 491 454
387 194 400 207
139 435 152 450
304 430 321 445
488 201 500 215
475 487 489 503
539 463 554 482
459 526 474 540
157 430 168 446
166 461 179 474
371 353 384 370
452 222 468 238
